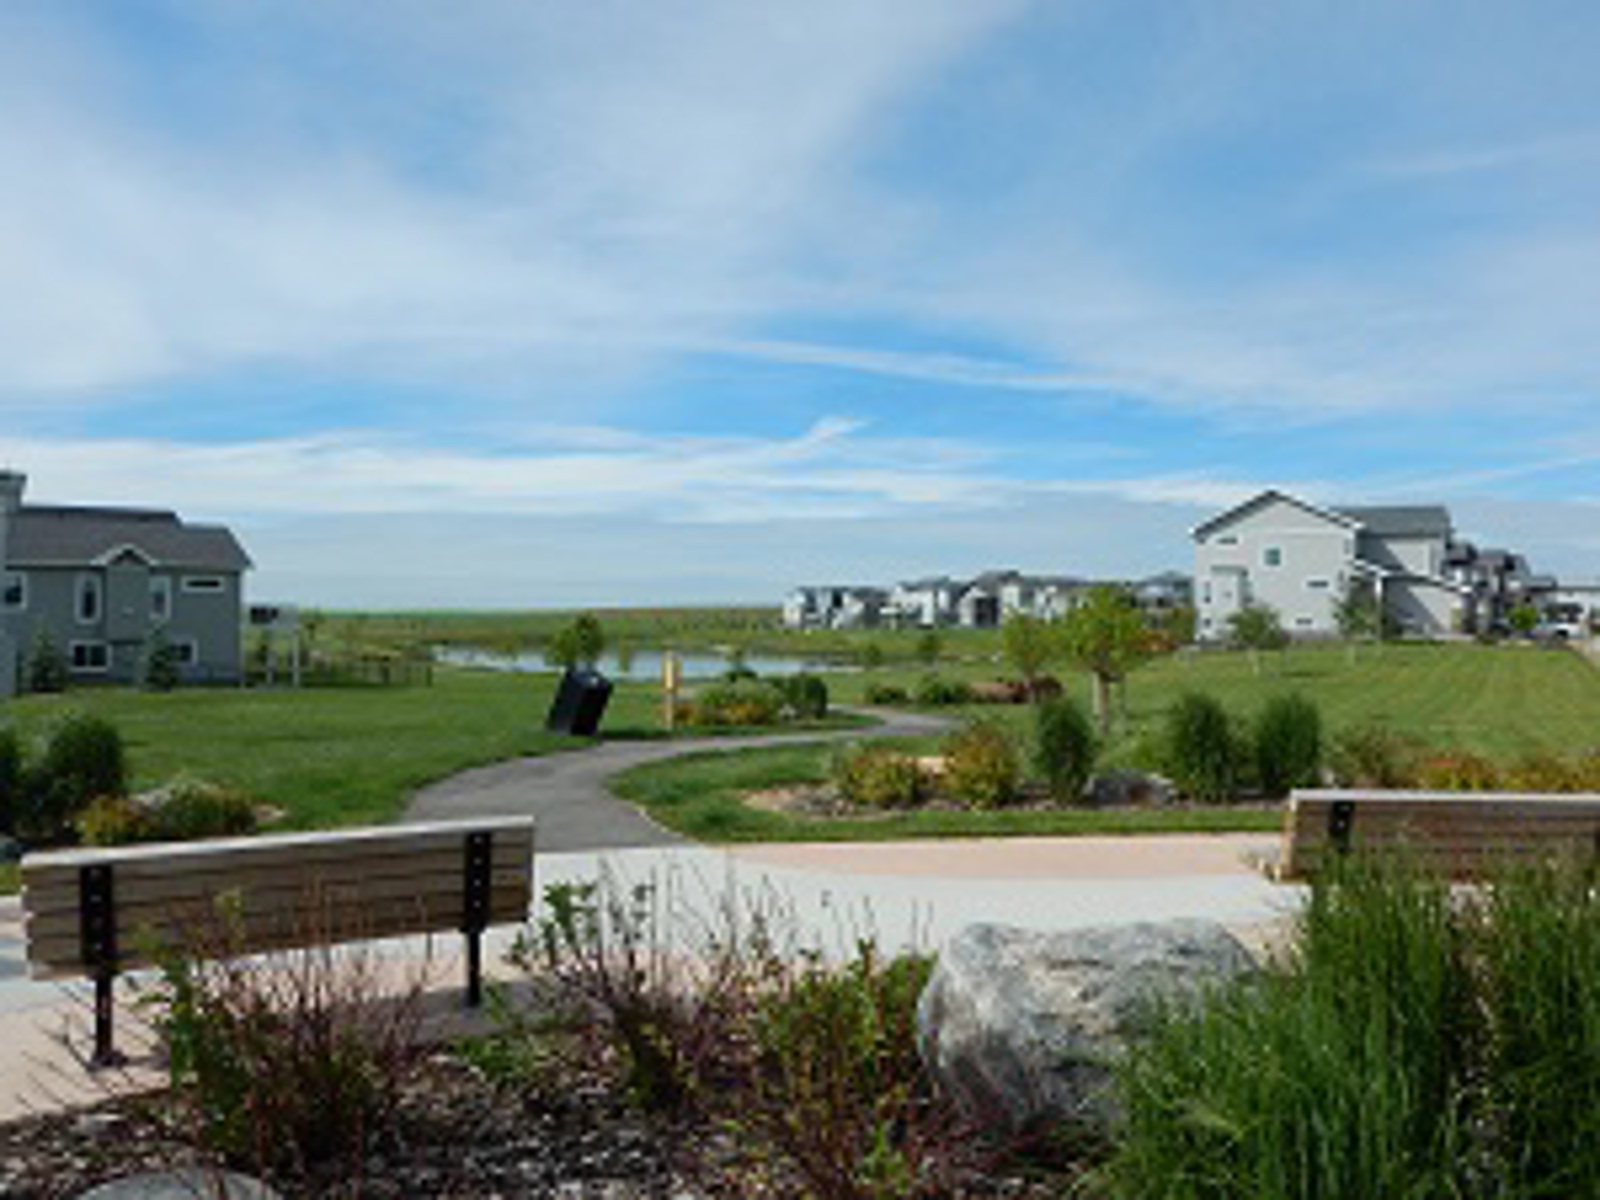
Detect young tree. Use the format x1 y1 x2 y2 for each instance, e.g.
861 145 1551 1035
1058 586 1151 735
1333 579 1382 663
915 630 943 667
1001 612 1055 699
1509 602 1540 639
142 628 181 691
26 626 67 694
544 613 607 670
1227 604 1289 676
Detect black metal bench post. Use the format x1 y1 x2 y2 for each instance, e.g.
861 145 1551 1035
461 831 493 1007
79 864 125 1069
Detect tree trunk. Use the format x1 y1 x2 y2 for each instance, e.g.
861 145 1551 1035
1094 672 1113 736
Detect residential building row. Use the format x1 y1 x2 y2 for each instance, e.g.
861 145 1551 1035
1193 489 1593 641
0 471 252 696
782 569 1194 631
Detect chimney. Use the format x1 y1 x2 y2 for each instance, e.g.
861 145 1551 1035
0 470 23 577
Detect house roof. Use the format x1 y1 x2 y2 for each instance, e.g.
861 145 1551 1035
8 505 252 571
1191 489 1360 540
1336 505 1453 539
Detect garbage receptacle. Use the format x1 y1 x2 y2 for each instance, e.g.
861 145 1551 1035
545 667 613 736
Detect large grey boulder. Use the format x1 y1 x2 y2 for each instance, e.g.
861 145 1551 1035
917 919 1254 1133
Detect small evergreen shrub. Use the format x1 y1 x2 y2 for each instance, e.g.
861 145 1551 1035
833 745 924 809
913 674 972 707
689 680 784 727
942 719 1021 809
1254 693 1323 798
1329 724 1422 788
1033 697 1098 803
863 683 910 705
18 712 128 842
1164 692 1238 803
26 627 67 694
776 672 829 720
142 629 181 691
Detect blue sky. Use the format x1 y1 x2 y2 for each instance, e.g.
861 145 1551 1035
3 1 1600 606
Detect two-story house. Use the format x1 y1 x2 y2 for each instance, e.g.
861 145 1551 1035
1193 490 1473 641
0 471 252 688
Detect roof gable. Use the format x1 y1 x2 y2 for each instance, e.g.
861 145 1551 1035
1335 505 1452 540
1192 489 1360 540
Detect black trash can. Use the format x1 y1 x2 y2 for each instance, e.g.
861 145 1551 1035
545 667 613 736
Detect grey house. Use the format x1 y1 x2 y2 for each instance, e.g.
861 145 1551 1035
0 472 252 689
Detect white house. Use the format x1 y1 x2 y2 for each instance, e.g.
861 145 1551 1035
781 585 889 630
1193 490 1472 641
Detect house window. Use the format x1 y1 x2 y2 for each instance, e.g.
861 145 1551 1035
1295 617 1314 628
76 574 102 624
1215 535 1239 546
1263 547 1283 568
150 576 172 622
2 571 25 611
182 576 225 594
1201 582 1212 604
70 640 110 672
170 636 199 666
1306 579 1330 590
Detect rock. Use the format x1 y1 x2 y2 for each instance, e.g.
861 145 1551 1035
1086 769 1175 808
75 1168 282 1199
917 920 1255 1134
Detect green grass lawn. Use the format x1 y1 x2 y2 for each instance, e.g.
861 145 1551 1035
835 640 1600 763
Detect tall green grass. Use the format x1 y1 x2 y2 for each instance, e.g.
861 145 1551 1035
1111 855 1600 1197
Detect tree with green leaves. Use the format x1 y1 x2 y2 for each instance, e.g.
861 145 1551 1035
858 641 885 671
1228 604 1289 676
1333 579 1382 663
26 626 67 694
1509 602 1540 638
915 630 942 666
1001 612 1056 698
544 613 606 670
1058 586 1151 735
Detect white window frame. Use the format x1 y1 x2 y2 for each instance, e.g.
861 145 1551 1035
170 636 200 666
76 573 102 625
69 640 111 673
1263 546 1283 568
1215 535 1239 546
2 571 26 611
1306 578 1331 591
182 575 226 595
150 576 172 623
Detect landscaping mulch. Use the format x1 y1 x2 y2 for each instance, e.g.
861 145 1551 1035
0 1051 1073 1198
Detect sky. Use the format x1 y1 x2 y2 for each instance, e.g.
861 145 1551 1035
3 1 1600 607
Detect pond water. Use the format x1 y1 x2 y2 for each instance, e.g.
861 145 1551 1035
436 647 849 681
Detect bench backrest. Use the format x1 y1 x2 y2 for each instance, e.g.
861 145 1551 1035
21 817 535 980
1280 789 1600 880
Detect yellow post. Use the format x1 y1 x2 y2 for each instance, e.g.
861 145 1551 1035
662 651 682 730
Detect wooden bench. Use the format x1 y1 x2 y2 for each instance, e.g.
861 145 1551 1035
20 816 535 1066
1274 789 1600 881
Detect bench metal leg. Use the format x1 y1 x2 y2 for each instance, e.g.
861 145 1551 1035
89 971 125 1070
464 929 484 1008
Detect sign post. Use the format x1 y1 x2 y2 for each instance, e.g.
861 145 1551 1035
662 651 682 730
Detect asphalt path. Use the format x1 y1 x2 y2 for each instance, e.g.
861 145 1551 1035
404 707 953 851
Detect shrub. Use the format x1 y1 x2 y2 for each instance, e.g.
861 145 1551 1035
151 777 259 840
142 629 181 691
0 727 20 835
1164 692 1239 803
139 897 434 1175
863 682 910 706
942 720 1021 809
1253 694 1322 798
833 745 924 809
776 672 829 720
1032 697 1097 803
26 627 67 694
1502 752 1579 792
18 712 127 842
1416 750 1502 792
689 680 784 727
77 794 154 846
1328 724 1422 788
913 674 972 707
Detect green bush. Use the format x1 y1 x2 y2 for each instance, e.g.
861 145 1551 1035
863 682 910 705
77 794 153 846
17 712 127 842
1253 693 1322 798
1328 724 1422 788
0 727 21 835
1164 692 1239 803
833 744 924 809
776 672 829 720
1415 750 1501 792
913 674 972 707
689 680 784 727
151 777 259 840
942 719 1021 809
142 629 181 691
1032 696 1098 803
26 627 67 694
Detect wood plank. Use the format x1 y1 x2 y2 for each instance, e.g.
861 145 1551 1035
20 818 534 886
22 845 532 916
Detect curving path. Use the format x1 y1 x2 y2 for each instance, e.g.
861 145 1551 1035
404 707 953 851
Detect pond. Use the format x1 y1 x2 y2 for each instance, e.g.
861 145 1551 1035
436 647 850 681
